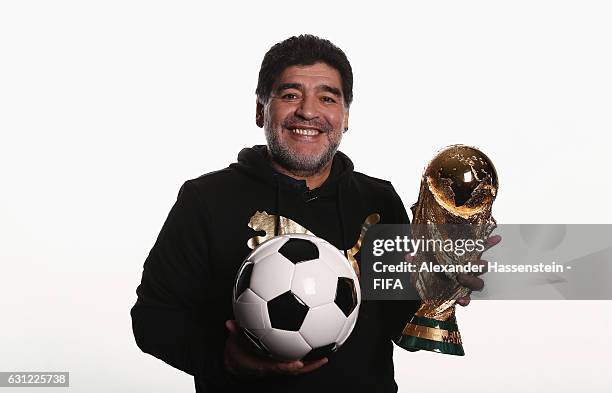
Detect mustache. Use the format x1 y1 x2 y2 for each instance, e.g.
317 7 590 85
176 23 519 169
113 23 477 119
282 117 332 133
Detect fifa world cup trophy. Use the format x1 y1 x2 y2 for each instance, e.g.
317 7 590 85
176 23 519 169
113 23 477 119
395 145 498 355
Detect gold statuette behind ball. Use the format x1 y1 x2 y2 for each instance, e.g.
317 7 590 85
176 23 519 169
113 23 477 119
395 144 498 355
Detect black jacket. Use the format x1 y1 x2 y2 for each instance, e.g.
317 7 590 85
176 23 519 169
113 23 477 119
131 145 419 392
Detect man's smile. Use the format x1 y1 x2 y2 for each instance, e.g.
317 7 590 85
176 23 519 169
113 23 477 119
284 127 324 142
290 128 320 136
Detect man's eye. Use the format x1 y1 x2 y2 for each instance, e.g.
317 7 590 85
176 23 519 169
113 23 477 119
321 96 337 103
282 93 299 100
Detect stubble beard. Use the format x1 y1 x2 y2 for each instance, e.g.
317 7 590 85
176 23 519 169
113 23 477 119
265 128 341 178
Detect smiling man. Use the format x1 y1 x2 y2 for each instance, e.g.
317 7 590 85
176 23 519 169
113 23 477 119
131 34 486 393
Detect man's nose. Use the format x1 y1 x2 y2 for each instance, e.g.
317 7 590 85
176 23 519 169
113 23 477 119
295 94 318 120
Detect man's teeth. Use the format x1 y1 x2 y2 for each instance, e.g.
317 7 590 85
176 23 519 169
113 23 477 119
291 128 320 136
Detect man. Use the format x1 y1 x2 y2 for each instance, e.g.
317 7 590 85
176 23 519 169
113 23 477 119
131 34 490 392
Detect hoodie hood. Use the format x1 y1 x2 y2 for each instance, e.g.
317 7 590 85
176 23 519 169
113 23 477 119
230 145 354 197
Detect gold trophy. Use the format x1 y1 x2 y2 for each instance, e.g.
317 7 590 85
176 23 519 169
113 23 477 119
395 145 498 355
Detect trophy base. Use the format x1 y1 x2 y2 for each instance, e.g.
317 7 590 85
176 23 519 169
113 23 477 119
395 315 465 356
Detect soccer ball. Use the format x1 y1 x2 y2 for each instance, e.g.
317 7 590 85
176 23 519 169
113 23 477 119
232 233 361 361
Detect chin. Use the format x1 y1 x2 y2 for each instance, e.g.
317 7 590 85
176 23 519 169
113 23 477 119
287 141 327 156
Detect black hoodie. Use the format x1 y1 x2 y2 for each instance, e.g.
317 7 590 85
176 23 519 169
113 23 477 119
131 146 419 392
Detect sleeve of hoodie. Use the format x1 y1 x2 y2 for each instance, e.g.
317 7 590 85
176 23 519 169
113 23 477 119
383 184 422 341
130 180 223 377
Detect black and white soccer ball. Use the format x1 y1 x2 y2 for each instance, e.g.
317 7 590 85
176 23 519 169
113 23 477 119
232 233 361 361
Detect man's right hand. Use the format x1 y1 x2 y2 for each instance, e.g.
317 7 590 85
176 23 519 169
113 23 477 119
224 320 328 377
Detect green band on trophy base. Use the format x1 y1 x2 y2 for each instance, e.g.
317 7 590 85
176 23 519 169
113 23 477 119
395 314 465 356
410 315 459 331
396 334 465 356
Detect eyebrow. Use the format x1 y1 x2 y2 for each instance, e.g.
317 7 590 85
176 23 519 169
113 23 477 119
274 83 343 98
275 83 302 93
320 85 342 97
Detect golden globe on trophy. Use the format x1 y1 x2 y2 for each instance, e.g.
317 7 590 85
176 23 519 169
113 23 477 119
394 144 498 356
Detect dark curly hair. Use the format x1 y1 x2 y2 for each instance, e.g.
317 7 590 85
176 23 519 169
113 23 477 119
256 34 353 107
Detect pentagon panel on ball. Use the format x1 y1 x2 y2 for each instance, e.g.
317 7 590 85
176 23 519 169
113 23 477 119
278 237 319 264
232 233 361 361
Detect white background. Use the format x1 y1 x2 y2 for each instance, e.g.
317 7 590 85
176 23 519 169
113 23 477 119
1 1 611 392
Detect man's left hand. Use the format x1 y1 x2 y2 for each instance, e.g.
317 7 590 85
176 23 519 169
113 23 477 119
456 234 501 306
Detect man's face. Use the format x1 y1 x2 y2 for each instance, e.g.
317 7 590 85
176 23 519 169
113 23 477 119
257 62 349 176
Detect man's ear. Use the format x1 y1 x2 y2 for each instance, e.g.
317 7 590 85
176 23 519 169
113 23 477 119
343 109 350 133
255 100 264 128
